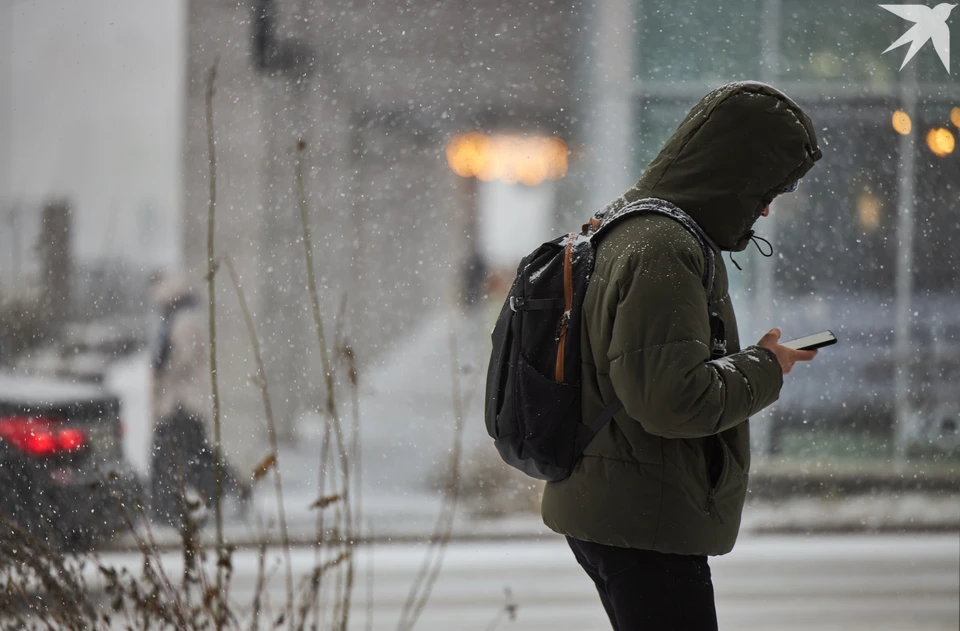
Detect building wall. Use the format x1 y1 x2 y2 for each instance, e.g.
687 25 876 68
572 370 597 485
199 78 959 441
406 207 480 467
182 0 580 458
3 1 184 295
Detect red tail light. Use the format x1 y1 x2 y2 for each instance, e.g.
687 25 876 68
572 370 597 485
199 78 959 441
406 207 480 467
25 429 57 456
0 416 88 457
57 428 87 452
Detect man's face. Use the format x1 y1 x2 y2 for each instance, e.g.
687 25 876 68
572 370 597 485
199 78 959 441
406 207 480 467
763 179 801 219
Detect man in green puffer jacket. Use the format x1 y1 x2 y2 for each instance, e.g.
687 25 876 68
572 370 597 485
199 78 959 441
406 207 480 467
541 81 823 630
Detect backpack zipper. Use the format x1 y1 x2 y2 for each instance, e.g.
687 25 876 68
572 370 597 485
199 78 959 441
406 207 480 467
555 233 576 382
555 310 570 380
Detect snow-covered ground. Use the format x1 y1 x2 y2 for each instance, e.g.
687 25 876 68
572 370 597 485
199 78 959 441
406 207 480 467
104 309 492 483
105 308 498 541
90 534 960 631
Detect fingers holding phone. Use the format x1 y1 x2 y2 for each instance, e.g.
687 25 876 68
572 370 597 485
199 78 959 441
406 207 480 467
757 328 820 375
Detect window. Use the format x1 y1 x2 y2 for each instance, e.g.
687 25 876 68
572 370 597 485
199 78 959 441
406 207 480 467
774 102 900 297
637 0 762 83
779 0 958 86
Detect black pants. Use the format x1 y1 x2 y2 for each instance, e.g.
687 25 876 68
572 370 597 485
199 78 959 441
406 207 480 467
567 537 719 631
150 410 241 527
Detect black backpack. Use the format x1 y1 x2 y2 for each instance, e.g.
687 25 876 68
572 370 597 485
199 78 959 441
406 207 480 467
483 197 724 481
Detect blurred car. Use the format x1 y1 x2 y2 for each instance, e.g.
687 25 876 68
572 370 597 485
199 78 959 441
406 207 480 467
0 372 142 550
768 294 960 454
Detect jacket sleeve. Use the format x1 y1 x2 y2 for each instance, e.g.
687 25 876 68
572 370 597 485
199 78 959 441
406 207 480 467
607 244 783 439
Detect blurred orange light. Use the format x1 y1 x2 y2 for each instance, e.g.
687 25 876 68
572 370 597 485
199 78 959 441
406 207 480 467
445 133 568 185
545 137 569 180
445 132 490 179
951 107 960 129
857 192 881 231
892 110 912 135
926 127 955 157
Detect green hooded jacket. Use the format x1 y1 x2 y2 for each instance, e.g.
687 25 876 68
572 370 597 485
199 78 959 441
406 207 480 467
541 82 822 556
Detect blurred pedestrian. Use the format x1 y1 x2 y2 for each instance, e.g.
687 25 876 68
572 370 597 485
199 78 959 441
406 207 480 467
541 82 823 630
148 272 249 527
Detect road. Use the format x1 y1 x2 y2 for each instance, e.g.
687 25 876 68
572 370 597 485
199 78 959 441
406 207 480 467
93 534 959 630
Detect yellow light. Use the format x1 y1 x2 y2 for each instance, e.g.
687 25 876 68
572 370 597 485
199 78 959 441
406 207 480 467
515 142 550 187
892 110 912 135
857 192 881 231
926 127 956 157
445 132 490 179
445 133 568 185
546 137 569 180
951 107 960 129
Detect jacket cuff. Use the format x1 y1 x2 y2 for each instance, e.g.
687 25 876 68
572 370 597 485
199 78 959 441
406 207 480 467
730 346 783 417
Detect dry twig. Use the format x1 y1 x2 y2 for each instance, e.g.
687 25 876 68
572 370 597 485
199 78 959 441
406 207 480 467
396 319 468 631
222 254 296 624
202 55 228 629
295 138 355 631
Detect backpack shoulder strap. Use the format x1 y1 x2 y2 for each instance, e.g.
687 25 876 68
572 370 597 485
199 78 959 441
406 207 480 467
578 198 727 442
590 197 719 298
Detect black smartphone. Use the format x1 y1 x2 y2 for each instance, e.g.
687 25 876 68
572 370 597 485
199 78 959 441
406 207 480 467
781 330 837 351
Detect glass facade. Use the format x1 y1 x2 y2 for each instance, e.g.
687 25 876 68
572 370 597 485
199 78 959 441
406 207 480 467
774 102 901 296
631 0 960 456
633 0 960 296
780 0 958 86
637 0 762 82
779 0 896 86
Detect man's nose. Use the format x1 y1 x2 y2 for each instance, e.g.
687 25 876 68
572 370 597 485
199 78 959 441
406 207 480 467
761 206 770 217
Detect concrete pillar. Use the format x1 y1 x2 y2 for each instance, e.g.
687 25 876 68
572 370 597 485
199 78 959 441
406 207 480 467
750 0 783 458
583 0 637 214
893 65 918 463
39 199 73 324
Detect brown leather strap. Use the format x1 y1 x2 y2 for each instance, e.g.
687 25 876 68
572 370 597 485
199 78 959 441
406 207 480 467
563 233 575 313
555 233 576 381
580 216 602 236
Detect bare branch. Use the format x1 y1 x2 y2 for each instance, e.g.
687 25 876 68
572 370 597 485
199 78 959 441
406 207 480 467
222 253 296 626
396 320 467 631
203 54 227 630
294 138 355 631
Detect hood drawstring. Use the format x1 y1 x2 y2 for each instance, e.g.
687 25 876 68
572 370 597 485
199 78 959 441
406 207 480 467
750 234 774 257
728 234 774 271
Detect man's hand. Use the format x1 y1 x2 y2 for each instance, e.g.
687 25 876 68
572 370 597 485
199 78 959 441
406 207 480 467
757 328 818 375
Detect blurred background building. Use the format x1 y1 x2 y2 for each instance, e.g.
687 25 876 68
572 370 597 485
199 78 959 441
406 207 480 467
179 0 584 460
3 0 958 478
1 1 183 301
